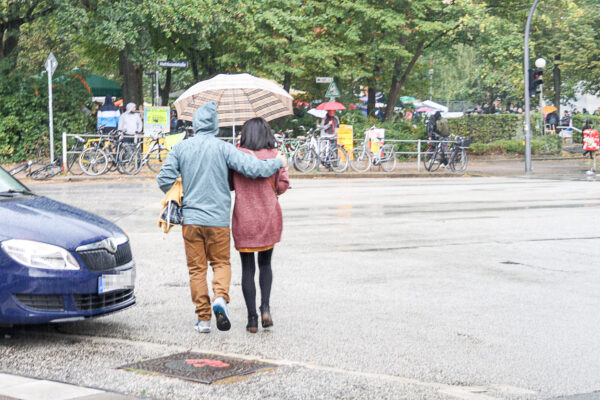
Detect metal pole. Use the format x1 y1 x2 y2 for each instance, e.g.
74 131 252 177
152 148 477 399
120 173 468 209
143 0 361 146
62 132 67 172
524 0 541 173
48 71 54 163
155 71 160 106
417 139 421 172
540 82 544 135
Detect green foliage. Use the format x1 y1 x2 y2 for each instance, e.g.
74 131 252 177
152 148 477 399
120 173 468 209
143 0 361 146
0 60 94 162
470 135 562 155
448 114 524 142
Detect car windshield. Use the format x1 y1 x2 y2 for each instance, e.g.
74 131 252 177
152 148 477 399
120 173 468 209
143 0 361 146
0 167 30 193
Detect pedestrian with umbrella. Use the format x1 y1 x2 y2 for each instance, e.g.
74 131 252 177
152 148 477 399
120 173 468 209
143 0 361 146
316 101 346 137
157 102 287 334
165 73 294 334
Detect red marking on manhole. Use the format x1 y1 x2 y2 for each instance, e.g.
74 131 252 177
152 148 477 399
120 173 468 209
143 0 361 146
186 359 230 368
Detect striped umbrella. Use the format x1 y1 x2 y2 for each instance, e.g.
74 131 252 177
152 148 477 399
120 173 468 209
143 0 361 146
173 73 293 127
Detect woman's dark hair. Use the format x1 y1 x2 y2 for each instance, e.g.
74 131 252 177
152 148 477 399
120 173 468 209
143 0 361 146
240 117 277 150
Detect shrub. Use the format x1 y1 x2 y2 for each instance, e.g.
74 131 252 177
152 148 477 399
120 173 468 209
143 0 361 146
469 135 561 155
0 59 94 163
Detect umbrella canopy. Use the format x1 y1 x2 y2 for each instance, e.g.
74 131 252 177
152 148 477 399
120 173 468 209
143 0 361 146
315 101 346 111
417 107 434 113
307 108 327 119
543 105 557 114
174 73 293 127
400 96 417 103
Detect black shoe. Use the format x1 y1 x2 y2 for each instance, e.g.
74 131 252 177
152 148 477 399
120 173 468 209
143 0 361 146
246 315 258 333
260 305 273 328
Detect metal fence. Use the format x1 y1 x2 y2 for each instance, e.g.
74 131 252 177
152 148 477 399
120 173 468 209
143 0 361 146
61 131 460 174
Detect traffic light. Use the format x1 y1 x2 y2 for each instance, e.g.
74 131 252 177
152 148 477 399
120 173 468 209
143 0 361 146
528 69 543 97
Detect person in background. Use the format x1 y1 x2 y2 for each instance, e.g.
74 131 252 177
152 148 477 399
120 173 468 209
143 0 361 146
560 110 571 127
118 103 143 140
321 110 339 137
231 117 290 333
157 102 287 335
546 111 559 132
96 95 120 133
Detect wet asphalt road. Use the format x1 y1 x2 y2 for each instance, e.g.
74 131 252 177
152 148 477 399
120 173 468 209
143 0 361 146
1 176 599 400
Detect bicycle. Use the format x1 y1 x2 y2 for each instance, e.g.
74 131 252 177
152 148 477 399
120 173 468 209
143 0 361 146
423 134 470 173
292 127 349 172
123 134 168 175
274 129 303 159
78 130 137 175
65 134 87 175
349 127 397 172
9 148 44 178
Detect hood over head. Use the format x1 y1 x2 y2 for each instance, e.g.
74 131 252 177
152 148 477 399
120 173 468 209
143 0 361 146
104 95 114 106
193 101 219 136
125 102 136 113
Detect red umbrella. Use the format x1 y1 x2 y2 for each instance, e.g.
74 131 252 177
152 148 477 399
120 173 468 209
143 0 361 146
316 101 346 111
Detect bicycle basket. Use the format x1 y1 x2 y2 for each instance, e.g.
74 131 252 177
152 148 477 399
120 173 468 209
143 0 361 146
459 138 472 148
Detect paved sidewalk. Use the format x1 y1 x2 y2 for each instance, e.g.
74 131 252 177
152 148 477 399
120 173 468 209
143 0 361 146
0 373 136 400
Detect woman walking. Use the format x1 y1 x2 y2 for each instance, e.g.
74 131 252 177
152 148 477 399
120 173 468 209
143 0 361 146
232 118 289 333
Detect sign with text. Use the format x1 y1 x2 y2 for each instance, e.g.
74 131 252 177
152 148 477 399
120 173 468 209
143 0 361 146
158 61 188 68
316 77 333 83
144 106 171 137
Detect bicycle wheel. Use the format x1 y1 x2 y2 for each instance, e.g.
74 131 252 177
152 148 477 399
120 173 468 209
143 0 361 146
422 146 436 172
146 144 166 172
449 148 468 173
350 146 371 172
67 147 84 175
30 164 62 180
117 144 141 175
329 145 349 173
379 145 397 172
427 148 444 172
79 147 108 175
292 145 318 172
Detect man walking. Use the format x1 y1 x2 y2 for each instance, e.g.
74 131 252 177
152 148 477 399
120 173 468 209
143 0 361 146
157 102 286 333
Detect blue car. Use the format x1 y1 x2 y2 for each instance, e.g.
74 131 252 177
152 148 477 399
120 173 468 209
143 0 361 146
0 167 135 325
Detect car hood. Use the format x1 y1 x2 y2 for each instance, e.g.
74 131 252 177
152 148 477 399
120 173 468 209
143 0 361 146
0 196 125 250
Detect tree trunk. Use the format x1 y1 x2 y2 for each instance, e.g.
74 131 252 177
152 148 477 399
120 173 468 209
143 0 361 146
191 60 199 81
383 41 425 122
0 29 20 60
160 67 172 106
283 72 292 93
119 49 143 106
553 54 561 116
367 86 376 117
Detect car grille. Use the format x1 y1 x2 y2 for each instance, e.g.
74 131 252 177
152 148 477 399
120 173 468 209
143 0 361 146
14 294 64 311
73 289 134 312
77 242 133 272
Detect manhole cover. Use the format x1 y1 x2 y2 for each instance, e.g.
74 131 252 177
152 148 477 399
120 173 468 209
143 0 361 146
119 352 276 384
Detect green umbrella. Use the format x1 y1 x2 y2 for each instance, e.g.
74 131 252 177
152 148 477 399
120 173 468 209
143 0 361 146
400 96 417 103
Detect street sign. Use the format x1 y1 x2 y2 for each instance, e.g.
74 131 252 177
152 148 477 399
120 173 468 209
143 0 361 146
45 52 58 76
158 61 188 68
316 77 333 83
325 81 340 98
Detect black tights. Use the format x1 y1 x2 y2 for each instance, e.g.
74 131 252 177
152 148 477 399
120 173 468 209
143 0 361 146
239 249 273 318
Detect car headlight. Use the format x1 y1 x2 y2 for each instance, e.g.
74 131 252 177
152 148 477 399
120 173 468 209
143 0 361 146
1 240 80 270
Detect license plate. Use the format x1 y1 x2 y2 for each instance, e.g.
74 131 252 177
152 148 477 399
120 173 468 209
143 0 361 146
98 269 135 294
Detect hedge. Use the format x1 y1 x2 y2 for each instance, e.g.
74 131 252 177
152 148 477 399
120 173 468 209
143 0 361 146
470 135 562 155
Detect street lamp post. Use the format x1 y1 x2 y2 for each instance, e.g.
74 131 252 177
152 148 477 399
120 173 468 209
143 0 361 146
536 58 547 134
524 0 542 173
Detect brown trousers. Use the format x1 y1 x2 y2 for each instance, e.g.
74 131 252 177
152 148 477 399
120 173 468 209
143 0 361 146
182 225 231 321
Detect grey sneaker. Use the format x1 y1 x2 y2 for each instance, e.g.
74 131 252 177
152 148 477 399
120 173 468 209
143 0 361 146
194 320 211 333
212 297 231 331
